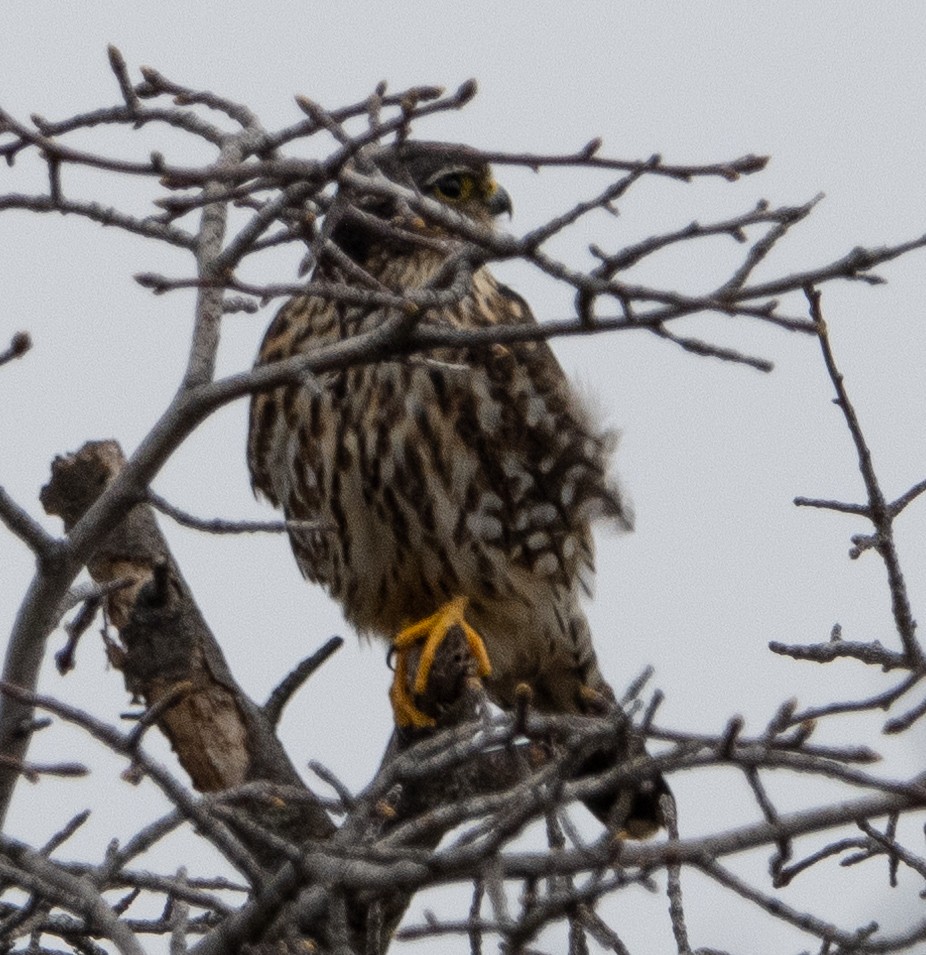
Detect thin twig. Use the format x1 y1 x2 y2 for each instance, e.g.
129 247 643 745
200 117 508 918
0 331 31 368
890 478 926 518
768 639 908 670
0 486 58 556
806 286 923 667
663 795 693 955
263 636 345 727
0 683 263 884
41 809 92 855
106 46 141 113
148 490 324 536
482 146 769 182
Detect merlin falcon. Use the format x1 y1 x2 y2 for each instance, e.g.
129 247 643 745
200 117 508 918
247 141 666 834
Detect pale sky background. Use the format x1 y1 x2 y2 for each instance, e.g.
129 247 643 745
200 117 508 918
3 4 926 952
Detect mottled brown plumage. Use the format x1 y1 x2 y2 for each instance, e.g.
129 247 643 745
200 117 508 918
248 142 665 832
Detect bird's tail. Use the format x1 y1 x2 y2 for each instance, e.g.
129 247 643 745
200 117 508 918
571 653 670 838
574 712 671 838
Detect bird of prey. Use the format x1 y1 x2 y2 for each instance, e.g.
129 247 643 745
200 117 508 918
247 141 665 834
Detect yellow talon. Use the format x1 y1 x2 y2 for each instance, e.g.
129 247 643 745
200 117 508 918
389 649 433 728
389 596 492 728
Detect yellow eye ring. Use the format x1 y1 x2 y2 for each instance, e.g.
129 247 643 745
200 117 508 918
432 172 474 203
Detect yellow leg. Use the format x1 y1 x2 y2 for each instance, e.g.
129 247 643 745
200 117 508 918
389 597 492 728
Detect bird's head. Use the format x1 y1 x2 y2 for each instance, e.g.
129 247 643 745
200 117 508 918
374 141 513 225
329 141 511 264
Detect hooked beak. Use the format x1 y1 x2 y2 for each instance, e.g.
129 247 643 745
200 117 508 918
487 184 513 218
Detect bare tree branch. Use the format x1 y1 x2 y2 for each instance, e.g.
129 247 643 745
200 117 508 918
0 486 58 557
805 287 923 667
4 54 926 955
0 331 31 368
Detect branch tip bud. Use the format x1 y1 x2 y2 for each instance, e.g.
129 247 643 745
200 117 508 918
455 79 478 104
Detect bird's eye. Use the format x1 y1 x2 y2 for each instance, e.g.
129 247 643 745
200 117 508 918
431 172 473 203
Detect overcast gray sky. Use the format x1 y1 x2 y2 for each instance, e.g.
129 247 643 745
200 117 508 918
3 4 926 951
